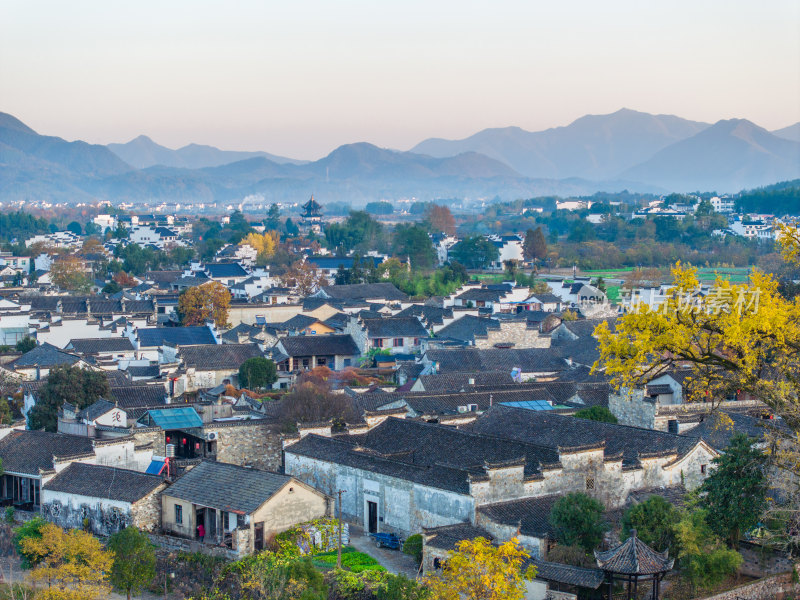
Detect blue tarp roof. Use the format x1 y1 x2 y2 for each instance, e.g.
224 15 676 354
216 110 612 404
144 407 203 430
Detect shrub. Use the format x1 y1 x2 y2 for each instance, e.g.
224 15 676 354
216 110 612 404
402 534 423 564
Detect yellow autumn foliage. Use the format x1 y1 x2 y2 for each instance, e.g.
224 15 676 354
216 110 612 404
425 537 536 600
594 224 800 479
20 523 113 600
241 231 280 262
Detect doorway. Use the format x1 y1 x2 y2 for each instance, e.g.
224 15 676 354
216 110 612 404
367 500 378 533
254 522 264 550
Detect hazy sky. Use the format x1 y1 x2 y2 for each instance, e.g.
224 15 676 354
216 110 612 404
2 1 799 159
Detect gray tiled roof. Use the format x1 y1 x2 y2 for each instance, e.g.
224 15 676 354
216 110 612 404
281 314 322 331
319 283 407 302
595 533 674 574
469 405 702 467
179 343 262 370
0 431 94 476
363 317 428 339
76 398 116 421
424 348 565 374
424 522 493 550
287 417 560 494
279 334 360 357
136 326 216 348
528 559 605 589
67 337 135 355
108 384 167 408
477 494 561 538
435 315 499 343
43 463 164 502
394 304 453 326
413 371 513 392
10 343 81 368
163 461 294 514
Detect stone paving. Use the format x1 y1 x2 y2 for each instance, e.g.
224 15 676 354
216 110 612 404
347 524 421 578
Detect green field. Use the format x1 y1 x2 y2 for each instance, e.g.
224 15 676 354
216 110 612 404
583 267 754 283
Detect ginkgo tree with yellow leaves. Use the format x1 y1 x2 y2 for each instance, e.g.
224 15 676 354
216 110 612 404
594 224 800 477
19 522 113 600
425 537 536 600
241 231 280 265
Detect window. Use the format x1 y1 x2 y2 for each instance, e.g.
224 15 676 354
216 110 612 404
373 338 384 348
700 464 707 474
393 338 403 347
317 357 327 366
413 338 420 346
585 477 595 491
344 359 351 367
174 504 183 524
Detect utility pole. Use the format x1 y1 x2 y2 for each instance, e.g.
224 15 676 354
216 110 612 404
336 489 345 569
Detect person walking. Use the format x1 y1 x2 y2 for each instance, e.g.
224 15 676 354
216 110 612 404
197 523 205 543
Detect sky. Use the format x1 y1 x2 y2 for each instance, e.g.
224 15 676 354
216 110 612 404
1 1 799 160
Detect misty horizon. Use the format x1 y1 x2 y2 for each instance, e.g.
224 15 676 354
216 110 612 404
2 1 798 159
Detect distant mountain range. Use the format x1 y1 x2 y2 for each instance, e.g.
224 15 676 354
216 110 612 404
412 108 711 180
0 109 798 204
107 135 306 169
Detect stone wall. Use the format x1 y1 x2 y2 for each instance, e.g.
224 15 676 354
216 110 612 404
474 322 551 350
133 428 165 457
205 421 283 471
696 570 800 600
609 389 657 429
285 452 474 537
131 484 166 532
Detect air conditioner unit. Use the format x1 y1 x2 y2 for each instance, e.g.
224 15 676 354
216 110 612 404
205 432 218 441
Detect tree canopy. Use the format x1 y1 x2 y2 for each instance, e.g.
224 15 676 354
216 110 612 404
178 281 232 328
424 537 535 600
238 357 278 390
20 522 113 600
573 406 618 424
29 366 110 432
549 492 608 552
392 224 436 269
449 236 499 269
595 227 800 488
108 526 156 600
699 433 768 547
621 495 680 552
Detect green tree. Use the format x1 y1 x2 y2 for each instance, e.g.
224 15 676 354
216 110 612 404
621 495 680 552
448 236 499 269
393 225 436 269
266 204 282 230
238 357 278 390
108 527 156 600
15 337 36 353
573 406 618 424
325 211 385 254
29 366 111 432
674 507 743 591
549 492 608 552
102 280 123 294
13 516 47 568
66 221 82 235
365 201 394 215
284 217 299 237
523 227 547 261
699 433 768 547
402 534 423 565
0 398 11 425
